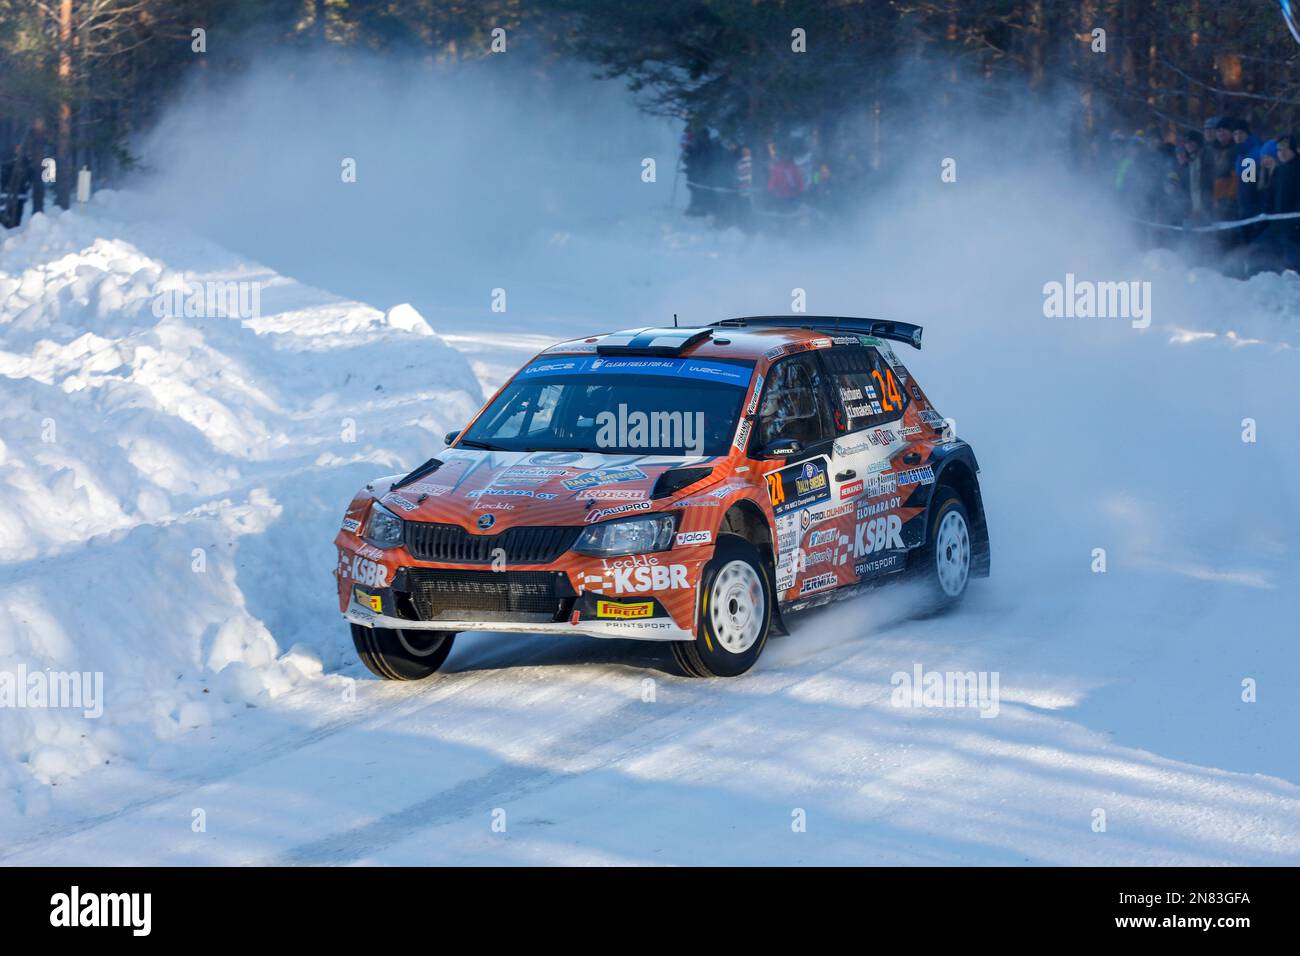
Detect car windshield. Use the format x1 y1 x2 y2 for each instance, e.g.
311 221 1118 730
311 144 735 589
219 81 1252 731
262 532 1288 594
461 355 756 457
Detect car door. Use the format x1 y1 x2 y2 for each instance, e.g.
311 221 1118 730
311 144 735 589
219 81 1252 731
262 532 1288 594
820 344 916 582
752 351 841 602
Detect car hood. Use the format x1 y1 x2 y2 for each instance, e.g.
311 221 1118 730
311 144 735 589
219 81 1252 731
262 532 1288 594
372 448 722 530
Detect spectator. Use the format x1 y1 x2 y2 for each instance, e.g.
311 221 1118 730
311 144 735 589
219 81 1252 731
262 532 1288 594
1183 130 1215 224
1258 140 1279 213
683 124 721 218
734 145 754 227
1159 142 1189 224
0 144 32 230
1253 134 1300 271
1210 118 1238 220
766 147 805 210
1270 134 1299 216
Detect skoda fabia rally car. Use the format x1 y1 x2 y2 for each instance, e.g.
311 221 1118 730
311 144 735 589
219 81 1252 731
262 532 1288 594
335 316 990 679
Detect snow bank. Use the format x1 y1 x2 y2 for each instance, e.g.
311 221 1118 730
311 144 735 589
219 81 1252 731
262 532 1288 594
0 198 482 803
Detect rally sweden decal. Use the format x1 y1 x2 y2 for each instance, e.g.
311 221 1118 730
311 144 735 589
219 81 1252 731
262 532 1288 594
765 457 832 517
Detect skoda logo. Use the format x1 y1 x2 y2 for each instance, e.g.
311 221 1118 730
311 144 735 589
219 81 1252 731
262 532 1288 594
476 513 496 531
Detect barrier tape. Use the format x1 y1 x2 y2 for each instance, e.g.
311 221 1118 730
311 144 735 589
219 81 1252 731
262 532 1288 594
1132 210 1300 232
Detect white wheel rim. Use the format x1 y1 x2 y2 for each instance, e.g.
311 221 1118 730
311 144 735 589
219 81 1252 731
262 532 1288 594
396 629 445 658
709 560 765 654
935 510 970 597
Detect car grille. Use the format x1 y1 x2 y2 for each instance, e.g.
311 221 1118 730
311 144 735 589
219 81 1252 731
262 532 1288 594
404 569 567 622
403 522 580 565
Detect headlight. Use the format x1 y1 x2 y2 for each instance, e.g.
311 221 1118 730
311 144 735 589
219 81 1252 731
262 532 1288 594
573 514 675 557
363 502 404 548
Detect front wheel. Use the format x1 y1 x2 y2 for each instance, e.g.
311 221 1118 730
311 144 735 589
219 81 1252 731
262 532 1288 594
671 535 772 678
351 623 455 680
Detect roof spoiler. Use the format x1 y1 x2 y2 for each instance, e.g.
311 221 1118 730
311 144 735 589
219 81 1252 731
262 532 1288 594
710 315 924 350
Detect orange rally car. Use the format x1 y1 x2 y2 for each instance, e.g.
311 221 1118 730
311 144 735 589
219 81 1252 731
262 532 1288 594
334 316 990 679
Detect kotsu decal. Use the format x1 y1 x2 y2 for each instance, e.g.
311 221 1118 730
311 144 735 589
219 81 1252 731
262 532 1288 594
581 488 647 501
586 500 653 523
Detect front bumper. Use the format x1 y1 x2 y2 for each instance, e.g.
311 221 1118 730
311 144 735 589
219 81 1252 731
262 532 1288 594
343 590 694 641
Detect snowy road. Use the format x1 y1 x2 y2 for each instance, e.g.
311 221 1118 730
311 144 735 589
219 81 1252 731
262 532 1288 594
3 193 1299 865
6 583 1299 865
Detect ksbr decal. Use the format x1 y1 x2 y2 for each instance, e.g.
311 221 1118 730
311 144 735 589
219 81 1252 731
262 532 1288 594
854 514 904 556
343 553 389 587
592 554 692 593
610 563 689 593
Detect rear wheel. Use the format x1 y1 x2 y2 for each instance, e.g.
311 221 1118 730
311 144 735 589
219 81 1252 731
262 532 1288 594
920 486 971 609
351 623 455 680
671 535 772 678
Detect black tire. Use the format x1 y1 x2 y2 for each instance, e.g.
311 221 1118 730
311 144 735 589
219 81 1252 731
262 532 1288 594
351 623 455 680
919 485 972 610
671 534 772 678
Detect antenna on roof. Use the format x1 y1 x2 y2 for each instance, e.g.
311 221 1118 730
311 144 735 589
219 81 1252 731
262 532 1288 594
673 313 678 328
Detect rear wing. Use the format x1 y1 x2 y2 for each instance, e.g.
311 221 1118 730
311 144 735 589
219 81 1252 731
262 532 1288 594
710 315 923 350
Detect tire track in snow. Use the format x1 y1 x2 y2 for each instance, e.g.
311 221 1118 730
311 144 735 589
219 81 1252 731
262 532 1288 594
269 631 906 866
0 644 545 862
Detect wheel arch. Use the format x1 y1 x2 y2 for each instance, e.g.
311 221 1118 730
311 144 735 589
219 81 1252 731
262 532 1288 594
928 443 991 577
719 497 788 634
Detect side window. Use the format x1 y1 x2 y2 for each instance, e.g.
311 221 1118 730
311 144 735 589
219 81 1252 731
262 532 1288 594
756 352 835 449
823 346 908 432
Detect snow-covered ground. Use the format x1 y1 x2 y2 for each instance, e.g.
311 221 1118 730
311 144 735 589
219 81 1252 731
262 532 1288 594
3 89 1300 862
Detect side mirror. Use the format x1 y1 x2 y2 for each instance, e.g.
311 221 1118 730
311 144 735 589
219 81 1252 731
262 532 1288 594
444 430 461 446
755 437 802 459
